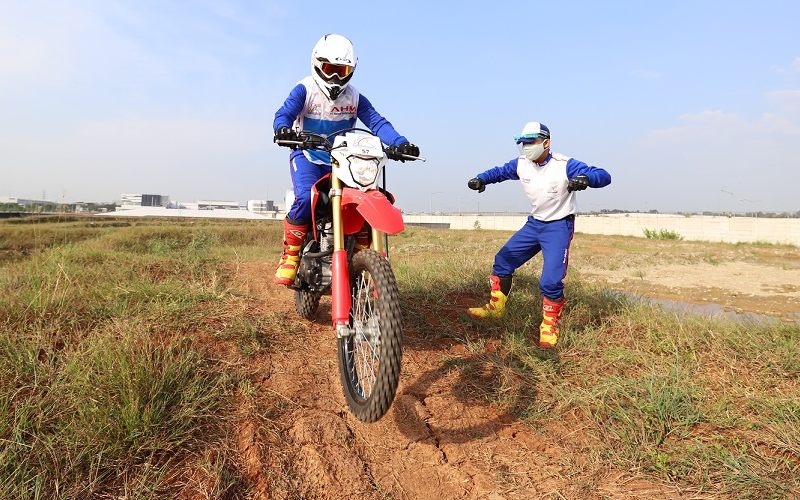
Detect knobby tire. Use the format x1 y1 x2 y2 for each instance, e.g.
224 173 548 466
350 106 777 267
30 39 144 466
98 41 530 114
337 249 403 423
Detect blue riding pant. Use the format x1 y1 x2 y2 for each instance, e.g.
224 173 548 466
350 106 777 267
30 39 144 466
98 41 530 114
492 215 575 300
287 154 331 224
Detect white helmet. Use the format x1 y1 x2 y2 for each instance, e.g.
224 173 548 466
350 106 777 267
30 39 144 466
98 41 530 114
311 34 357 101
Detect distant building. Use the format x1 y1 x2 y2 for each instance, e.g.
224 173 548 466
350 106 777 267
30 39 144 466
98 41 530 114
247 200 276 213
120 193 169 208
0 196 50 207
197 200 239 210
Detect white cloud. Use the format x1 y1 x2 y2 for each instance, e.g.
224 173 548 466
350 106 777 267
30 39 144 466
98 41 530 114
766 89 800 122
769 56 800 74
613 92 800 212
0 3 169 92
0 117 275 202
0 1 285 93
0 4 88 87
0 2 293 203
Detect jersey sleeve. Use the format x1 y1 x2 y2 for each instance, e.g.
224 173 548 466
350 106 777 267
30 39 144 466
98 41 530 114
356 94 408 146
273 83 307 131
477 158 520 184
566 158 611 188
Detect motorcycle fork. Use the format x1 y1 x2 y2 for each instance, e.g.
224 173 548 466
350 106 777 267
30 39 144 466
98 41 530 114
371 226 386 255
330 170 352 330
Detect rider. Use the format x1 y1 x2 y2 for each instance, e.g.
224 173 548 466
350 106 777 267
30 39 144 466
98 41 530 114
465 122 611 349
272 34 419 286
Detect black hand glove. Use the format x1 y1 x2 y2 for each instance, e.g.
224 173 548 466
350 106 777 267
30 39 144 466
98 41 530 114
397 142 420 158
274 126 298 144
385 146 400 160
386 142 420 162
468 177 485 193
567 174 589 192
304 134 327 150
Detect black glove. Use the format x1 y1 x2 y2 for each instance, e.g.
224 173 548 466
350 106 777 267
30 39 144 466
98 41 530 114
304 134 328 150
386 142 419 162
567 174 589 192
274 127 298 144
468 177 485 193
397 142 419 158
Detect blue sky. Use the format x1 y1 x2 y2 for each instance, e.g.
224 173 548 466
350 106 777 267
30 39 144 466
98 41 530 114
1 0 799 213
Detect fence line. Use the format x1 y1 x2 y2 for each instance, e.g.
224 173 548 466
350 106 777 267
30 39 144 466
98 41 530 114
402 213 800 246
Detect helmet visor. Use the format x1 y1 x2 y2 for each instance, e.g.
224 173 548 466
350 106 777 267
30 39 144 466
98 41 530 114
319 62 353 80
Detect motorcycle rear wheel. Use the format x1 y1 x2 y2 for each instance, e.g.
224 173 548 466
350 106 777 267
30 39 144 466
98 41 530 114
337 249 403 423
295 289 320 320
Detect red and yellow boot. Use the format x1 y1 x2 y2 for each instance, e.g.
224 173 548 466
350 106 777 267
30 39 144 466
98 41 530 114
467 275 512 320
539 296 566 349
273 219 307 286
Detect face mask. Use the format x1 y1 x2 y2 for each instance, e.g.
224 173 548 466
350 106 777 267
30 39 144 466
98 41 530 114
522 143 545 162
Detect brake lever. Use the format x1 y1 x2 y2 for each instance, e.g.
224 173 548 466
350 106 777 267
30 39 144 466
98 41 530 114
399 154 426 162
387 153 426 162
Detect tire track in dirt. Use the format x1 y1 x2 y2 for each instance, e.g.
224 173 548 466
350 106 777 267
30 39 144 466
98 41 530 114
235 262 682 499
235 407 270 498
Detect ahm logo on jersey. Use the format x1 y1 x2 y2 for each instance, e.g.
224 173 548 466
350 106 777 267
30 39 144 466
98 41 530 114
330 105 356 115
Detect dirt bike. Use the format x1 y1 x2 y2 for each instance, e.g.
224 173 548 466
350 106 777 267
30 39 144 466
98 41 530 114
276 128 422 423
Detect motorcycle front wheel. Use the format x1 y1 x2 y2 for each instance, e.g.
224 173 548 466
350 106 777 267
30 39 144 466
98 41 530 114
337 249 403 423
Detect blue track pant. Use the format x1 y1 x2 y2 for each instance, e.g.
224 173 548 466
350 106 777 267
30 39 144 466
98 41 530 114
287 154 331 224
492 215 575 300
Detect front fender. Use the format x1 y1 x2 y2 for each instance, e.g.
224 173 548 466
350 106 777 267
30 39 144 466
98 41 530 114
341 188 404 235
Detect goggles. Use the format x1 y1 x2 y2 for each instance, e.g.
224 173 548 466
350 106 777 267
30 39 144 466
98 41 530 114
514 134 548 144
319 62 353 80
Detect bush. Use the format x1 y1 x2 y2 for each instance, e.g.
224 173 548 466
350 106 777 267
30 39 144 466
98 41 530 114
643 228 684 240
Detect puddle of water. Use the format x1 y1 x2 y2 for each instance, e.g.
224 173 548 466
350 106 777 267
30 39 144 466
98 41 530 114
619 292 800 325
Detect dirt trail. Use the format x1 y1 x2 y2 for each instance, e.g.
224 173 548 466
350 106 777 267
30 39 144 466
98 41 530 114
232 263 682 499
577 260 800 319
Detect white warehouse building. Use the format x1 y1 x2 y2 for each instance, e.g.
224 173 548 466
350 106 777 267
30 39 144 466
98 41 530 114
197 200 240 210
247 200 276 213
119 193 169 209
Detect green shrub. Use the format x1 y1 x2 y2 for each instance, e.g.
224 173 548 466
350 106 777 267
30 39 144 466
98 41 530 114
643 228 684 240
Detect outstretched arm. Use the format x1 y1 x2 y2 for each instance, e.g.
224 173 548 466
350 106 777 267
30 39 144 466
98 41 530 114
477 158 520 185
357 94 408 146
273 84 307 132
566 158 611 188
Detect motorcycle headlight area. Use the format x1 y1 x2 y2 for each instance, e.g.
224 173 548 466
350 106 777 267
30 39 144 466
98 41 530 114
346 155 380 186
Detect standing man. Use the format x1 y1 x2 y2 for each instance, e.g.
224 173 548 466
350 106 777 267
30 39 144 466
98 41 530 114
466 122 611 348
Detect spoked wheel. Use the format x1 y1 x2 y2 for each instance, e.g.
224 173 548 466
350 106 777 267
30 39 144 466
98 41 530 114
295 289 320 320
337 249 403 423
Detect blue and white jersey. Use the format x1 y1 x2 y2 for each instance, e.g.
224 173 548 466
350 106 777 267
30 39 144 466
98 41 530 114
274 76 407 165
477 153 611 221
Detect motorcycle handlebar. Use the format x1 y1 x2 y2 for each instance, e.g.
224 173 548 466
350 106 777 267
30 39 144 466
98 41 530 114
275 137 329 151
277 129 426 162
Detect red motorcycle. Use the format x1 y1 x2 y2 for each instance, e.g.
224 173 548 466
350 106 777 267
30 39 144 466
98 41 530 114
276 128 422 422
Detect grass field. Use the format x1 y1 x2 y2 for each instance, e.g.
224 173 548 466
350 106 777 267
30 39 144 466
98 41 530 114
1 216 797 498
